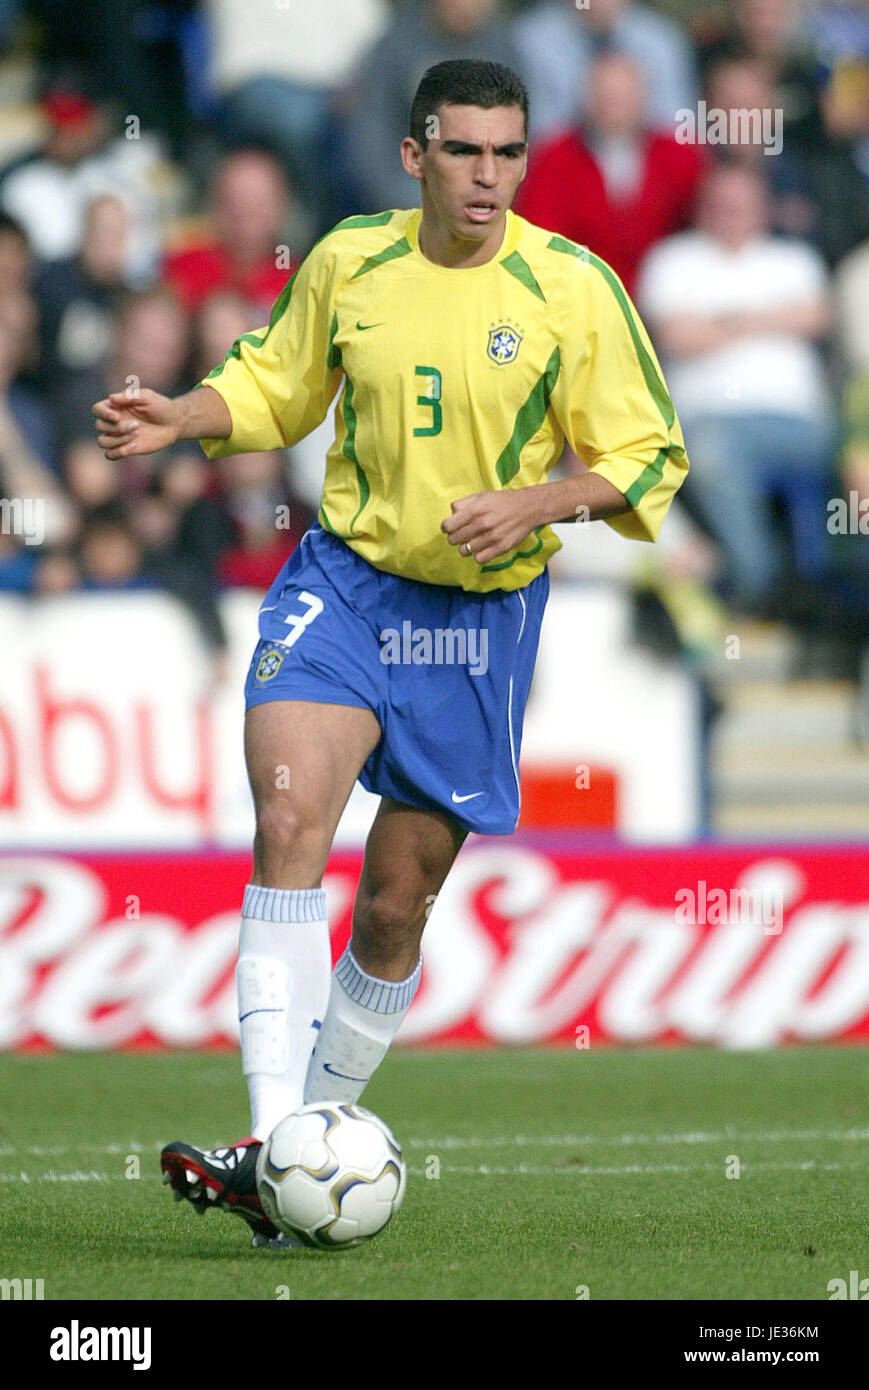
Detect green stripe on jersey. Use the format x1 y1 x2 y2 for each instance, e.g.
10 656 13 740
204 330 264 379
623 445 685 507
480 527 544 572
340 373 370 533
546 235 675 432
327 312 341 370
546 233 587 259
333 212 396 230
494 346 561 486
204 269 298 379
499 250 546 302
351 236 412 280
318 503 343 537
586 251 675 431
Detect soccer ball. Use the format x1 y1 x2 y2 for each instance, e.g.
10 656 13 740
256 1102 406 1248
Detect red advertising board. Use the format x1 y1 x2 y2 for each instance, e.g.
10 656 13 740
1 843 867 1049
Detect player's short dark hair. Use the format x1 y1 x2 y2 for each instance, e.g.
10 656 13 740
409 59 529 148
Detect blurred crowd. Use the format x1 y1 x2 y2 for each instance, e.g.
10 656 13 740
0 0 867 679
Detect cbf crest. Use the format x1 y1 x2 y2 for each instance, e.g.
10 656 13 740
487 324 523 365
255 648 284 682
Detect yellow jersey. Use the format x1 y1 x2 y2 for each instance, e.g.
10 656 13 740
199 207 688 593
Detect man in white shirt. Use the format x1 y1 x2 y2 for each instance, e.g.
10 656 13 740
207 0 387 228
636 163 835 608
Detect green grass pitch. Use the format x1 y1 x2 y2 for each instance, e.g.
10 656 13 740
0 1047 865 1301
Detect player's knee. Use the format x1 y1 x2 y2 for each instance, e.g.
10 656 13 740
347 889 425 978
353 889 424 955
254 797 326 876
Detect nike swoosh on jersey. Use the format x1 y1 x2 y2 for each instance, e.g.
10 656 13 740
323 1061 368 1083
451 791 484 803
356 321 385 331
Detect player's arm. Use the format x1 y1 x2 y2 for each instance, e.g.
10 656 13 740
550 255 690 544
442 472 628 566
94 243 339 462
93 385 231 460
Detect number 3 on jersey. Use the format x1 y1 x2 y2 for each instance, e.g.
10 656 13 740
283 590 323 646
413 365 442 437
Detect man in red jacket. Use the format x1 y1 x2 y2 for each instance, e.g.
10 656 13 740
516 52 704 294
163 150 297 320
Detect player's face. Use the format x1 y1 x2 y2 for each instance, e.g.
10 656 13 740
403 104 528 246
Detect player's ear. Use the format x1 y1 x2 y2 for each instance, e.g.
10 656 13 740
400 136 425 182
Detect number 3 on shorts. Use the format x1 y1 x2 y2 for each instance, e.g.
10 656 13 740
282 590 324 647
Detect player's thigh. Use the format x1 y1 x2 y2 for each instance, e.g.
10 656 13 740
245 698 381 835
354 797 467 932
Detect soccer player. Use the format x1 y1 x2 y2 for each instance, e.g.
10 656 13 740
93 59 688 1246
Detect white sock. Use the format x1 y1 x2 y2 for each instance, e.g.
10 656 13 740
304 944 422 1104
236 883 332 1141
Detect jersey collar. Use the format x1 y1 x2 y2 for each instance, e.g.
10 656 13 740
405 208 522 273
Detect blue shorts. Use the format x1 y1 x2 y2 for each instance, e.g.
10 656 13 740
244 523 549 834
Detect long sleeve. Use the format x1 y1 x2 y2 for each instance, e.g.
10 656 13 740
550 245 689 542
198 240 342 458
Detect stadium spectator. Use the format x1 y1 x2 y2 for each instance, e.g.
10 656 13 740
514 0 696 142
206 0 387 228
77 505 147 590
127 487 228 657
792 52 869 267
34 194 136 396
164 151 296 319
74 493 228 660
0 217 50 463
62 437 122 511
53 287 191 449
341 0 520 215
30 0 197 157
700 57 817 240
515 53 704 294
158 446 235 581
636 164 835 612
214 449 313 590
693 0 822 152
0 307 57 480
0 86 163 275
0 316 75 587
0 87 108 261
31 547 80 595
193 290 262 382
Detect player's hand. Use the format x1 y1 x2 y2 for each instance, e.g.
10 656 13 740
442 489 542 567
92 389 180 459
